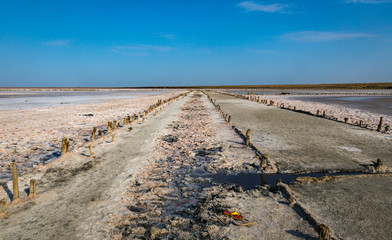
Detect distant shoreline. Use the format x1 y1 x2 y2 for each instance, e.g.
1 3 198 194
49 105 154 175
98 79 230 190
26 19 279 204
0 82 392 90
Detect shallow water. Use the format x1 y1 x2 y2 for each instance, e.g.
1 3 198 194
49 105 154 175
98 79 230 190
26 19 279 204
292 95 392 116
0 90 167 110
195 171 363 190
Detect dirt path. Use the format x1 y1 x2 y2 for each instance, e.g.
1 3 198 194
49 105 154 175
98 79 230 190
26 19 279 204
208 92 392 173
113 92 317 239
0 95 188 240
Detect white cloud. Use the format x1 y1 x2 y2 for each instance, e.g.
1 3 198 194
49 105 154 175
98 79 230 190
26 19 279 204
112 44 177 55
281 31 373 42
42 39 71 46
237 1 289 13
345 0 391 3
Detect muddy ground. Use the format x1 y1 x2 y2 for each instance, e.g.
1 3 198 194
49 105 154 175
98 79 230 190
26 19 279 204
208 92 392 173
290 175 392 240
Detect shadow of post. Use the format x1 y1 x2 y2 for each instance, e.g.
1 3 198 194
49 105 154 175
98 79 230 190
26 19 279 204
286 230 318 240
1 184 13 201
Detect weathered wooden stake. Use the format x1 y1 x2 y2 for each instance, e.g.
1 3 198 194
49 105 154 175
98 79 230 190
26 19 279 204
245 129 251 145
316 110 320 116
112 134 115 142
359 120 363 127
98 130 103 138
88 145 95 158
107 122 113 132
0 199 6 217
344 117 348 123
155 110 158 116
29 179 36 198
142 118 145 124
90 127 97 141
228 116 231 124
294 106 296 111
10 163 19 202
377 117 383 132
61 137 69 156
129 127 133 132
318 224 332 240
322 111 326 118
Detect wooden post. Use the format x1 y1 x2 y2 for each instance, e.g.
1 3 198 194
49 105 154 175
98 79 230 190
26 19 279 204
10 163 19 202
112 134 115 142
359 120 363 127
90 127 97 141
377 117 383 132
277 178 282 185
294 106 296 111
107 122 112 132
0 199 6 217
228 116 231 124
61 137 69 156
98 130 103 138
88 145 95 158
322 111 326 118
29 179 36 198
317 110 320 116
142 118 145 124
344 117 348 123
113 120 117 129
318 224 331 240
245 129 251 145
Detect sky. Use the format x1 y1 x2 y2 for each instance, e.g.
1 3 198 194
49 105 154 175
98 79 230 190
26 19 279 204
0 0 392 87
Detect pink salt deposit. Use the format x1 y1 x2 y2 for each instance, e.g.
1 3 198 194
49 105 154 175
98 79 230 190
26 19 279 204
252 94 391 132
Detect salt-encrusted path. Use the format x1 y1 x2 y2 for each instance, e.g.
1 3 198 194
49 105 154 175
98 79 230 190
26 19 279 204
208 92 392 173
0 95 188 240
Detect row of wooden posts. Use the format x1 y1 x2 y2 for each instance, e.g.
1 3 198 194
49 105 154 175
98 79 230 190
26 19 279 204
205 93 270 170
1 92 189 218
60 93 188 157
221 91 389 133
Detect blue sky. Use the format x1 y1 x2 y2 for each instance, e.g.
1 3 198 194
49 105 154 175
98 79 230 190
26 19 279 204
0 0 391 87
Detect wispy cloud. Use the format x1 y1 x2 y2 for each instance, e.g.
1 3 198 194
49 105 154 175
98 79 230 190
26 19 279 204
155 32 176 40
41 39 71 46
111 44 177 55
345 0 391 3
281 31 373 42
236 1 289 13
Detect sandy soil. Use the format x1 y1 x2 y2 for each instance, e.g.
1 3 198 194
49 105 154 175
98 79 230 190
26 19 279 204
290 175 392 240
0 93 187 239
0 91 182 179
208 92 392 173
112 92 317 239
